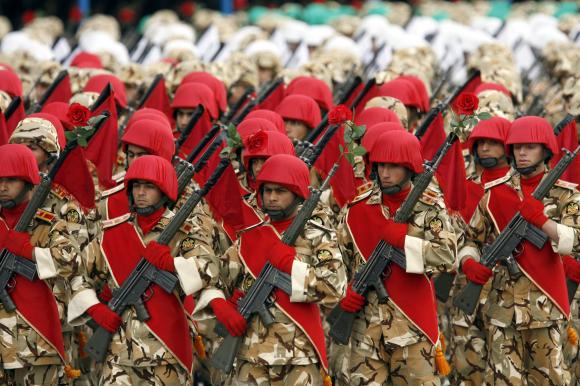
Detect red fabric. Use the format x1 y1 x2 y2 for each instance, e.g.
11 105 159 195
362 122 405 154
462 74 482 94
106 186 130 219
126 108 171 130
70 52 103 69
237 118 277 140
519 196 549 229
275 94 321 129
257 154 311 200
238 224 329 371
344 82 380 116
0 200 27 229
53 147 96 211
256 81 285 111
285 76 333 112
419 113 466 211
371 131 424 174
0 111 8 145
0 70 22 97
6 97 25 135
180 72 228 113
563 255 580 284
121 119 175 161
397 76 430 112
0 220 65 360
507 116 558 156
345 198 439 344
84 74 127 109
380 219 407 249
519 172 543 197
466 116 511 153
141 76 174 127
142 241 176 272
550 120 580 185
245 110 285 133
42 72 72 105
354 107 401 128
101 220 193 372
42 102 73 130
487 179 570 317
0 144 40 184
379 79 424 111
87 303 122 333
3 230 34 259
125 155 178 201
339 285 366 312
459 166 510 223
242 130 294 173
177 111 213 159
136 206 165 235
266 237 296 274
475 82 511 97
462 258 493 285
172 82 218 120
85 90 118 189
210 298 247 336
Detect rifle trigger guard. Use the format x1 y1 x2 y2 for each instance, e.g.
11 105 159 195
382 265 392 280
6 277 15 292
143 287 154 302
513 244 524 257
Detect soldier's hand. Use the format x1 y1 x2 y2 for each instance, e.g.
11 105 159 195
143 241 176 272
519 196 548 229
462 258 492 285
87 303 122 333
210 298 247 336
563 255 580 283
339 285 365 313
268 242 296 274
381 219 408 249
3 230 34 260
228 288 245 307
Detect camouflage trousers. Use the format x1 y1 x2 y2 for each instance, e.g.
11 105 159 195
450 320 487 385
0 365 60 385
99 363 192 386
328 340 350 386
194 319 228 385
350 340 440 386
485 323 570 385
229 361 323 386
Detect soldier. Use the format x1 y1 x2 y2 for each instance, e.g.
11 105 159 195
0 144 84 384
207 153 346 385
460 116 580 385
275 94 321 142
67 155 218 385
337 131 457 386
171 81 219 138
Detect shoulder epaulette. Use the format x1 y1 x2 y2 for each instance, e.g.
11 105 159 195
483 173 512 190
554 179 578 190
101 183 125 198
350 188 374 205
356 181 374 196
35 209 56 224
51 184 67 200
418 187 444 207
102 213 131 229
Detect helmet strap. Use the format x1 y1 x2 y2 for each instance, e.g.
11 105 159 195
260 187 303 221
0 182 33 209
373 164 413 195
127 182 169 216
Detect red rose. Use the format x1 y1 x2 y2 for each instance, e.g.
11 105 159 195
67 103 91 127
328 104 353 125
245 130 268 153
451 92 479 116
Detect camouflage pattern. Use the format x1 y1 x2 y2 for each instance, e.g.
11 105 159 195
337 184 457 384
231 362 323 386
364 96 409 130
0 364 60 386
9 117 62 155
100 362 191 386
475 89 516 121
565 298 580 384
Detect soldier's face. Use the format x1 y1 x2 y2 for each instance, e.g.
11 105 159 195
377 163 409 189
513 143 544 169
126 145 150 168
176 108 197 132
284 119 309 141
250 158 267 178
131 180 163 209
0 177 26 201
476 139 507 165
262 183 296 212
20 142 49 171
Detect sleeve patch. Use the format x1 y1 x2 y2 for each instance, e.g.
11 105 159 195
66 209 81 224
429 217 443 234
35 209 56 223
565 202 579 215
180 237 196 252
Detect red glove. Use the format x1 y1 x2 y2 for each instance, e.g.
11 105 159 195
268 241 295 274
143 241 175 272
519 196 548 229
228 289 245 307
87 303 122 333
339 285 366 313
2 230 34 260
382 220 408 250
210 298 247 336
462 258 493 285
563 256 580 284
98 285 113 303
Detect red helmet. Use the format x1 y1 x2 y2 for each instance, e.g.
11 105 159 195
125 155 178 201
84 74 128 109
397 76 430 112
361 122 405 154
41 102 74 130
354 107 401 128
0 69 23 97
171 82 219 120
379 78 424 112
256 154 310 200
0 144 40 184
506 116 558 156
466 116 511 153
370 131 424 174
475 82 511 98
246 109 285 134
237 118 277 140
242 130 295 171
180 72 228 113
275 94 321 130
121 119 175 161
285 76 333 112
125 108 171 129
70 52 103 69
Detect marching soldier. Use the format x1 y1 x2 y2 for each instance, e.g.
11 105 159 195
337 131 457 386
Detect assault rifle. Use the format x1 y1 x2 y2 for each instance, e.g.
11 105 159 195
453 144 580 315
326 133 459 345
4 96 22 122
211 162 341 373
84 156 233 362
0 112 110 312
26 70 69 114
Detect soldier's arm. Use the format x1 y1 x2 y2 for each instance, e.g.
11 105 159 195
336 209 357 281
457 197 492 266
554 192 580 256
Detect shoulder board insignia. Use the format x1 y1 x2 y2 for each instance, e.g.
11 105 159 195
350 188 374 205
565 202 579 216
35 209 56 224
180 223 193 234
157 217 171 229
419 188 443 206
66 209 81 224
483 173 511 190
101 183 125 198
555 179 578 190
356 181 374 196
51 184 67 200
102 213 131 229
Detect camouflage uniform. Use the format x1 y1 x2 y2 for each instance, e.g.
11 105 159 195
462 172 580 385
68 209 219 385
338 185 457 386
210 207 346 385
